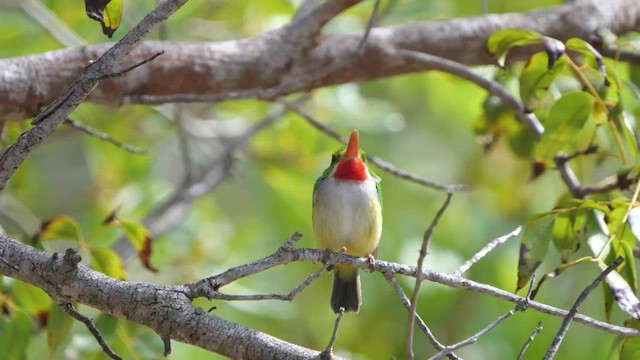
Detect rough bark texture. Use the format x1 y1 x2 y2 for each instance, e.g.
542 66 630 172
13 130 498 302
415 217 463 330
2 0 640 120
0 235 321 359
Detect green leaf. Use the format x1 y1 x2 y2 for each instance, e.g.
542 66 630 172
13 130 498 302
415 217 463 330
91 248 126 280
517 214 554 290
565 38 607 80
551 213 579 262
519 52 566 110
47 304 75 357
487 29 542 67
620 319 640 360
35 215 83 243
13 281 51 316
0 311 32 359
545 91 593 134
94 313 118 338
109 219 157 272
536 91 594 158
85 0 123 38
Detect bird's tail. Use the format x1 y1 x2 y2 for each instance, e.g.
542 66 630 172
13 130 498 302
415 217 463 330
331 265 361 313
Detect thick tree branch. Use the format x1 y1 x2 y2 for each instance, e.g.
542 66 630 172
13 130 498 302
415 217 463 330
3 0 640 120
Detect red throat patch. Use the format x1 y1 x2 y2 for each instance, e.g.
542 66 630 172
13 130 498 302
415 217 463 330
333 158 367 181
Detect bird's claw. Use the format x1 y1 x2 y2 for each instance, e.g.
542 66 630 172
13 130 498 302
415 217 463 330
366 254 376 271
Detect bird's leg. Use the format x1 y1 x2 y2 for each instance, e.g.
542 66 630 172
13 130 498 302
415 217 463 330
366 253 376 271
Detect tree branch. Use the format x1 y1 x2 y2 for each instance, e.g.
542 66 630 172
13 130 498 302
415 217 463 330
1 232 638 359
3 0 640 120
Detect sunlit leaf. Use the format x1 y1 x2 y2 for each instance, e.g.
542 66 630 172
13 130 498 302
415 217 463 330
47 304 75 357
519 52 566 110
35 215 83 243
565 38 607 81
536 91 594 158
91 248 126 280
517 214 554 290
487 29 542 67
109 219 157 272
13 281 51 315
85 0 123 38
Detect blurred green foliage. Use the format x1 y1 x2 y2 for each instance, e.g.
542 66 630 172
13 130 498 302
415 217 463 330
3 0 640 359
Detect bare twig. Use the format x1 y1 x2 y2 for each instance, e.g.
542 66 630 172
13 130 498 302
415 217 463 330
455 226 522 276
97 51 165 80
212 243 341 302
280 99 469 192
65 118 146 154
60 303 122 360
543 256 624 360
113 100 298 259
429 275 535 359
356 0 381 53
407 192 453 359
554 151 635 198
0 0 190 191
186 235 640 337
379 47 544 139
321 309 345 359
517 321 543 360
383 272 458 360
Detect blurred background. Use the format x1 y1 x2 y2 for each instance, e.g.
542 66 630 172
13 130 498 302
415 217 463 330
0 0 626 359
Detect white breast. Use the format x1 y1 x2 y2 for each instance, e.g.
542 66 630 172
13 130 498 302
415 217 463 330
313 174 382 255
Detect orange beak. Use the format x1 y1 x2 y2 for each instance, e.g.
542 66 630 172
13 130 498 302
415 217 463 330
343 130 359 158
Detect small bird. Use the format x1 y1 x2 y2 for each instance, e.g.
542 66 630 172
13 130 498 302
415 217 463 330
312 130 382 313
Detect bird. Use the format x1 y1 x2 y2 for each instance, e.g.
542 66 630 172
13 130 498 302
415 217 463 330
312 130 382 313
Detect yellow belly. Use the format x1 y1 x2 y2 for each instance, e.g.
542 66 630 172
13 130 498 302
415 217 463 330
313 177 382 256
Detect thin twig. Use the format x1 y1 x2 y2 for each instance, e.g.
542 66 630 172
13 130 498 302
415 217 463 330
543 256 624 360
455 226 522 276
65 118 146 154
97 51 165 80
213 246 342 302
356 0 381 53
517 321 543 360
321 309 345 359
187 236 640 337
380 47 544 139
279 99 469 192
113 100 300 259
383 272 458 360
407 192 453 359
0 0 190 191
60 303 122 360
429 275 535 359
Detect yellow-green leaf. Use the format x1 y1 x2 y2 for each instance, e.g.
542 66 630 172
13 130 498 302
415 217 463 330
111 219 157 272
0 310 32 359
47 304 74 357
35 215 83 243
91 248 126 280
519 52 566 110
487 29 542 67
620 319 640 360
85 0 123 38
13 281 52 315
